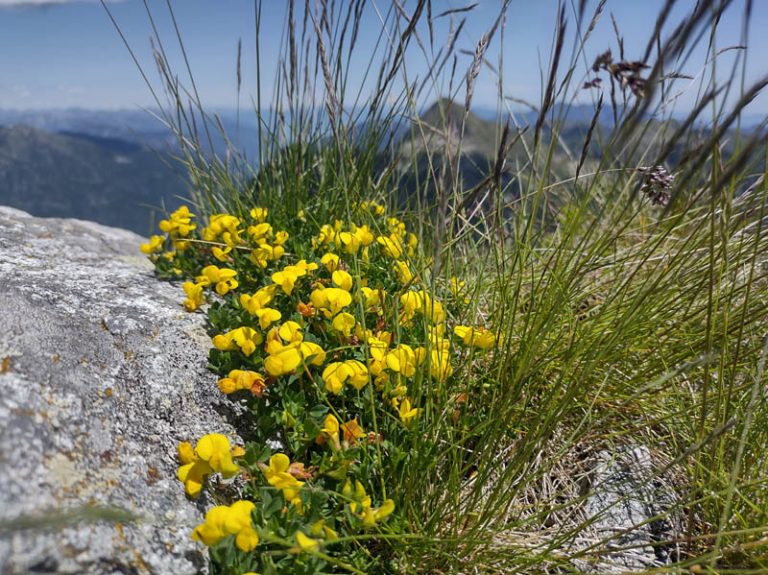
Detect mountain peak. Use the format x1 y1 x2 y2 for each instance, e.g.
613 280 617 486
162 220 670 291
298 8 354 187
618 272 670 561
420 98 474 128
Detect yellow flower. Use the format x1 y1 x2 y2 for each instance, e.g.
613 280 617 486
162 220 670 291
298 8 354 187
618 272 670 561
332 269 354 291
313 223 335 247
264 345 303 377
322 414 340 446
345 360 369 390
140 235 164 255
177 445 211 498
398 397 420 423
331 312 356 337
249 245 273 268
359 286 382 311
366 334 389 361
195 433 240 475
177 434 240 497
322 360 369 394
202 214 242 246
393 260 414 284
296 259 319 273
159 205 196 237
272 260 318 295
192 500 259 552
360 200 386 216
218 369 267 396
240 285 277 315
387 217 406 236
426 297 446 324
272 268 301 295
211 246 232 262
362 499 395 527
295 531 319 552
197 265 239 296
260 453 304 505
449 276 470 303
340 478 394 525
386 344 417 377
353 224 375 246
178 441 196 465
226 500 260 552
337 231 361 254
277 320 303 344
310 287 353 317
310 519 339 541
320 252 340 272
264 326 323 374
299 341 326 366
415 345 453 381
247 222 273 242
191 505 228 546
182 281 205 312
406 233 418 257
419 292 445 324
250 207 268 222
399 291 422 323
399 290 444 324
453 325 497 350
212 327 263 357
321 362 347 394
377 235 403 259
255 307 282 330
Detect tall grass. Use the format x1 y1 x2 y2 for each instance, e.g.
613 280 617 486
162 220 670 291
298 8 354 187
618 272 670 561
109 0 768 572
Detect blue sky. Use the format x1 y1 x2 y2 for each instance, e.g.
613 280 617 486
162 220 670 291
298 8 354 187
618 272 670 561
1 0 766 115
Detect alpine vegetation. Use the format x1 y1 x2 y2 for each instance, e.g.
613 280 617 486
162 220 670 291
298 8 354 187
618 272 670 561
128 0 768 573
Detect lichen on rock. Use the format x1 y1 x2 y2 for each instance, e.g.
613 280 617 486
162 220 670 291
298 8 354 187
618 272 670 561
0 206 240 574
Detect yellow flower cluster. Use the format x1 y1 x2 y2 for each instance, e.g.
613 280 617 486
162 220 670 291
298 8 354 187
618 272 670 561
144 203 505 568
202 213 242 261
159 205 196 249
142 206 293 312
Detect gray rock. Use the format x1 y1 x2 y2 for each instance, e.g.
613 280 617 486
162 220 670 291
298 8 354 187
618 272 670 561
573 445 683 573
0 207 239 574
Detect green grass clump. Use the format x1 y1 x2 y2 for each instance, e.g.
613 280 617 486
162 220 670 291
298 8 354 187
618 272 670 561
122 0 768 572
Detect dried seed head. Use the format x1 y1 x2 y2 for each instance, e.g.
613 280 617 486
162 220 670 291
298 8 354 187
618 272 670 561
592 49 613 72
590 49 649 98
638 165 675 206
582 77 603 90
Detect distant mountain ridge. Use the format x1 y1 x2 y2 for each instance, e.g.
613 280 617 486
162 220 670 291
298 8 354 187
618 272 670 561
0 107 263 158
0 103 759 236
0 124 190 235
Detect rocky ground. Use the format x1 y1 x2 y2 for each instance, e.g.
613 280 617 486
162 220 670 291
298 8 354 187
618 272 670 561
0 206 239 574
